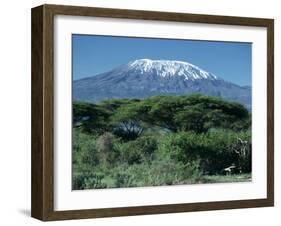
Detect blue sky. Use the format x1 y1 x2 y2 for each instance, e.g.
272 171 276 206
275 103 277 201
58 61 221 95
72 34 252 86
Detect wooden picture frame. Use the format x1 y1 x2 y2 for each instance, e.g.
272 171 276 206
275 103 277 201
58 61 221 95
31 4 274 221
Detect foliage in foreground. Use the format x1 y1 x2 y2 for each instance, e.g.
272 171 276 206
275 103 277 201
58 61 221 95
73 128 251 189
72 94 252 190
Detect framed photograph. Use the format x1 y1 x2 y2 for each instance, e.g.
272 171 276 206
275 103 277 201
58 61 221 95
31 4 274 221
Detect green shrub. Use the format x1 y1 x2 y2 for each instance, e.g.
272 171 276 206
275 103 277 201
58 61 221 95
157 131 202 162
72 171 107 189
83 172 107 189
158 129 251 175
110 160 202 188
73 129 99 168
116 135 159 165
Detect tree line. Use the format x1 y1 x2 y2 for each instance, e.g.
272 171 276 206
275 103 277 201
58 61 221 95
74 94 250 139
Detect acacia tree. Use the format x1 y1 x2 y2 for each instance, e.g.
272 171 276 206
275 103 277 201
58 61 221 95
173 95 250 133
73 101 111 134
100 98 140 112
74 95 250 137
140 96 181 132
110 103 145 140
175 105 207 133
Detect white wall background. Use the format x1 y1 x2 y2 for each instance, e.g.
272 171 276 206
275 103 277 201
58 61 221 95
0 0 279 225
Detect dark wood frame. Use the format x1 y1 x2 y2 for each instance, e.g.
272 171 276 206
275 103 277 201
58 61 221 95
31 4 274 221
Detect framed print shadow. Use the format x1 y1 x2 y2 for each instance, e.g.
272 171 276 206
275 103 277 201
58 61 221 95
31 4 274 221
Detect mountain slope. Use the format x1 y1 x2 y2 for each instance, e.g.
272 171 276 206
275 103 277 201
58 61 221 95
73 59 251 109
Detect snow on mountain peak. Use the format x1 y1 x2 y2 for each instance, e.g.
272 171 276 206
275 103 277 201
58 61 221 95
127 59 218 81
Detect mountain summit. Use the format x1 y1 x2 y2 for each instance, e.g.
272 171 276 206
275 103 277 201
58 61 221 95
126 59 219 80
73 59 251 109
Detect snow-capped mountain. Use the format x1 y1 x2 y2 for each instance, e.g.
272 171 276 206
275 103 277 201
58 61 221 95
127 59 218 80
73 59 251 109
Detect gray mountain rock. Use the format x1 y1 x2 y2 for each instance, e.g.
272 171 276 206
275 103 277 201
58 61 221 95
73 59 251 110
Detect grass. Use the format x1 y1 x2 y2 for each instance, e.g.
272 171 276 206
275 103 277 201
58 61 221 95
200 173 252 184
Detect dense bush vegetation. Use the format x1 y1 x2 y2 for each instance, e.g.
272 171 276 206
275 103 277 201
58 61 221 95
72 94 251 189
